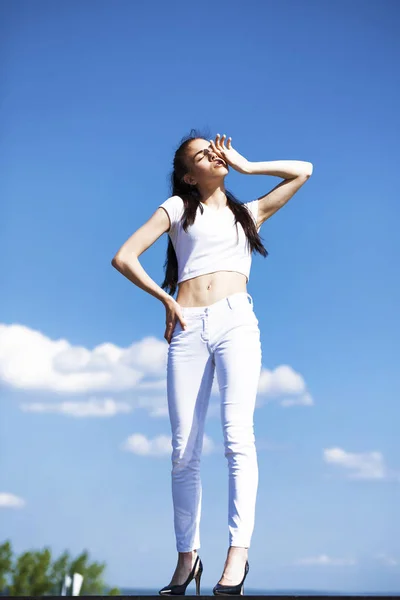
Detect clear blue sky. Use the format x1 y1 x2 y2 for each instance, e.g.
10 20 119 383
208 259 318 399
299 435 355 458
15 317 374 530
1 0 399 594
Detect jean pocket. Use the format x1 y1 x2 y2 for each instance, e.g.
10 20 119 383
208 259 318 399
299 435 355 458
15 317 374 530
171 316 199 338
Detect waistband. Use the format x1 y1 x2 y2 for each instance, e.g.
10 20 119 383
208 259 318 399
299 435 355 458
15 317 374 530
179 292 253 318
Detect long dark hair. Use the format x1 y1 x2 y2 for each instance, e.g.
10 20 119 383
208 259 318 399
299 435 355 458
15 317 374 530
161 129 268 296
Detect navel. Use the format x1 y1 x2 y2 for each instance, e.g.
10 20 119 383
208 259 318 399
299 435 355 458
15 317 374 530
206 283 212 291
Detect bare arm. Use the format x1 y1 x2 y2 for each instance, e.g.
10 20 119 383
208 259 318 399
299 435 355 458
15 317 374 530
207 137 313 225
111 207 172 306
245 160 313 178
111 207 187 343
247 162 313 226
256 174 312 226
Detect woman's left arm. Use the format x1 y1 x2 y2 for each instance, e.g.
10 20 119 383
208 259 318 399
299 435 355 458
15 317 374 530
246 159 313 178
210 133 313 227
209 135 313 226
247 160 313 226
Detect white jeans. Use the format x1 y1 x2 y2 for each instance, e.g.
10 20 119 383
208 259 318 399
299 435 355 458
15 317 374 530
167 292 262 552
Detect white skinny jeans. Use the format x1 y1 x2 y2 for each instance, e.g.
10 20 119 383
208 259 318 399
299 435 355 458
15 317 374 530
167 292 262 552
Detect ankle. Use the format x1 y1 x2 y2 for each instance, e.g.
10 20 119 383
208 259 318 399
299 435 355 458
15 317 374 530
178 550 197 564
227 546 248 559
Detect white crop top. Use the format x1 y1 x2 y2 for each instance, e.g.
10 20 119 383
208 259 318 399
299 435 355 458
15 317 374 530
158 195 260 284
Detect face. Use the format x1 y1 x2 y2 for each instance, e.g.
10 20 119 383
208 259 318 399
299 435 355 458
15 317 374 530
183 138 228 186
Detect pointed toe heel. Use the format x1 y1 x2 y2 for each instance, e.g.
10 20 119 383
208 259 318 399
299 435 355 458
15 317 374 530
213 560 249 596
159 555 203 596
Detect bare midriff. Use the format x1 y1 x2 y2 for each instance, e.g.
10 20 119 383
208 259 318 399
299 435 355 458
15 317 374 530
176 271 247 308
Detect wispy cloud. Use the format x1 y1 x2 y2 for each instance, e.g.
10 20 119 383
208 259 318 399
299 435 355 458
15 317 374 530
375 553 399 567
0 493 25 508
21 397 132 417
137 379 166 391
121 433 216 457
323 447 399 481
280 392 314 407
294 554 356 566
136 395 168 417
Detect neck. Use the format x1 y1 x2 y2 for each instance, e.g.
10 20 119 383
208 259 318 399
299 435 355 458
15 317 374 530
197 183 227 208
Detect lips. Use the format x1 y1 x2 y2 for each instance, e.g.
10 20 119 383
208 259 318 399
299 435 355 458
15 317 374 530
214 159 226 167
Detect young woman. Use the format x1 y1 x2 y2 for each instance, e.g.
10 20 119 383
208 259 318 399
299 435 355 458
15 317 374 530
112 130 313 596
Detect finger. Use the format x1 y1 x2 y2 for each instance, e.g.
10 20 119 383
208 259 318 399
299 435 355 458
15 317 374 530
165 322 174 338
220 134 227 149
211 137 223 153
215 133 221 150
227 137 232 149
209 139 223 159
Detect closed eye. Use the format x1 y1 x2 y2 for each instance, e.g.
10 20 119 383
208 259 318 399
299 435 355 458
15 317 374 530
198 148 211 161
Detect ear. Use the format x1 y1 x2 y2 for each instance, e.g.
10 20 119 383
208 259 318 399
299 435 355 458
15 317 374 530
183 173 196 186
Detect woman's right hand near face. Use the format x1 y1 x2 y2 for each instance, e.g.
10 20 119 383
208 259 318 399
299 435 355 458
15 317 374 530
164 299 187 344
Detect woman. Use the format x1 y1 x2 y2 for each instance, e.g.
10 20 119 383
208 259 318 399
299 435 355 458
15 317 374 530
112 130 313 595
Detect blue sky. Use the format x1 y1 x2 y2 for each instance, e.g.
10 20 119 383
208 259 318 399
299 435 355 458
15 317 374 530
1 0 399 593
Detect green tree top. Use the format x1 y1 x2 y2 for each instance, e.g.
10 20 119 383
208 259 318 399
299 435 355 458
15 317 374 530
0 540 121 596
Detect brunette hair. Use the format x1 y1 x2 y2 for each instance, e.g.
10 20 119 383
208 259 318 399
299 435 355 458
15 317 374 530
161 129 268 296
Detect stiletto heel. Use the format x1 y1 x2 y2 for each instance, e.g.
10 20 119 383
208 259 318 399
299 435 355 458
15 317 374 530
159 555 203 596
213 560 249 596
195 561 203 595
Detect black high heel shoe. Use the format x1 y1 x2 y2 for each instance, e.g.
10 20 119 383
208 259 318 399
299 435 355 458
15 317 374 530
213 560 249 596
159 554 203 596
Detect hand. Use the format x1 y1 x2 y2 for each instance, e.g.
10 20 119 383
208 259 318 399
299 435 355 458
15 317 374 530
209 134 251 174
164 298 187 344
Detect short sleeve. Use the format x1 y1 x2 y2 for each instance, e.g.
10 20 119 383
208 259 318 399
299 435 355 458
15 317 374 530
244 199 260 230
158 195 184 230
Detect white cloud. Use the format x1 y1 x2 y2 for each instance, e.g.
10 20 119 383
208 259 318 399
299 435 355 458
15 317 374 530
257 365 314 407
294 554 356 567
280 392 314 407
121 433 171 456
137 379 166 391
136 396 168 417
323 447 399 481
1 323 313 416
0 493 25 508
258 365 305 395
20 397 132 418
121 433 216 457
0 323 166 394
202 434 216 454
210 365 313 408
120 338 168 377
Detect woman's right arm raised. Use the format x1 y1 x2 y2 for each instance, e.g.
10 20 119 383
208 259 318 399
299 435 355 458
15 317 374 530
111 207 187 343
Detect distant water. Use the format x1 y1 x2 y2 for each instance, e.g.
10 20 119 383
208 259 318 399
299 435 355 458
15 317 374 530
119 587 400 596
